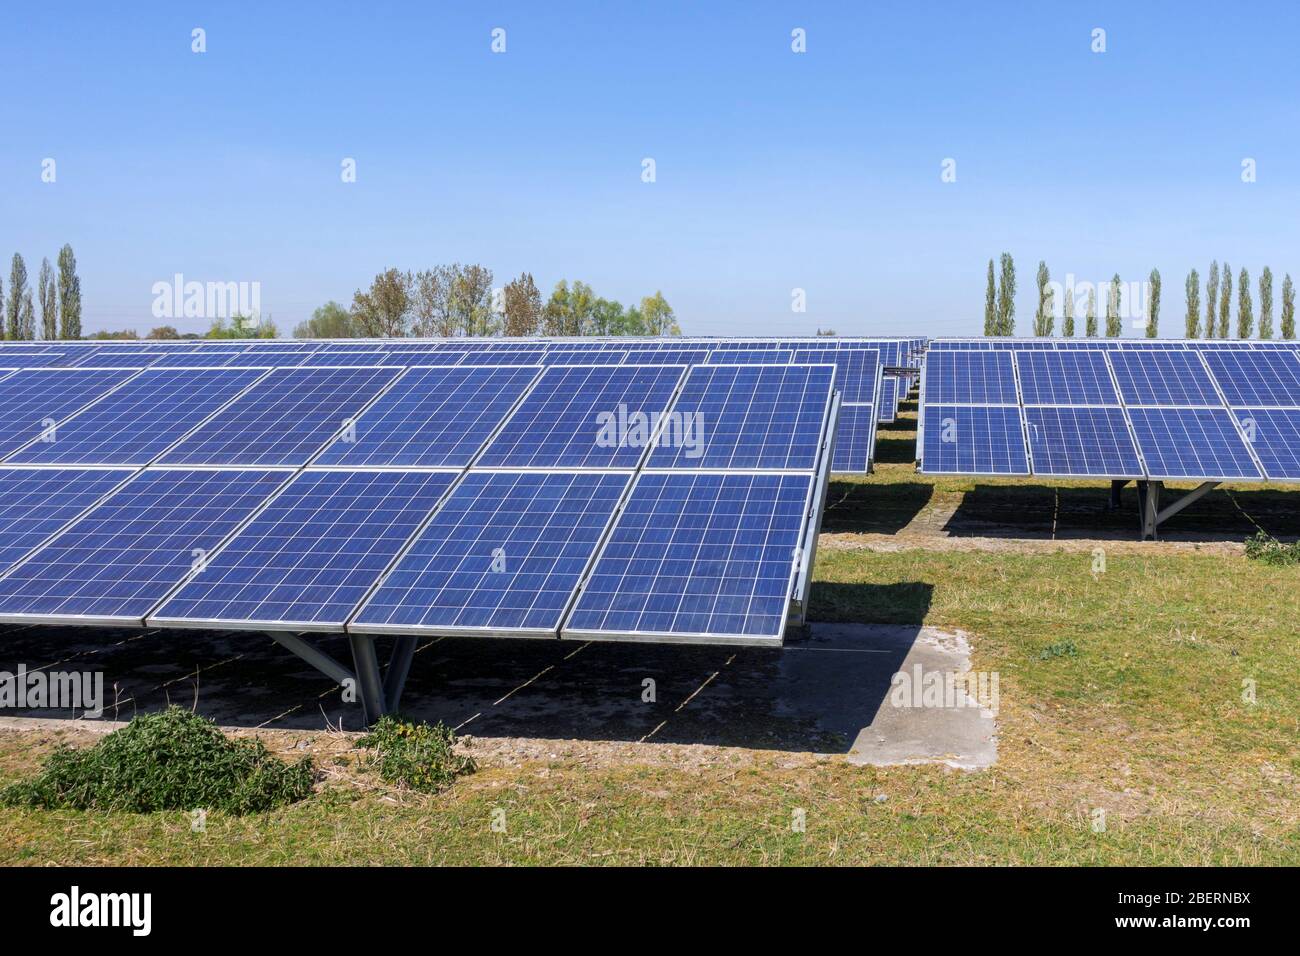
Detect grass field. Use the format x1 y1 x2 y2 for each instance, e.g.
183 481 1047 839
1 403 1296 865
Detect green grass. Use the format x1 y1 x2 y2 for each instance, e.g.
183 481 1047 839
358 716 475 794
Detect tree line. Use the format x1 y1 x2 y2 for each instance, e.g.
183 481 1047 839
294 265 680 339
985 253 1295 339
2 245 82 340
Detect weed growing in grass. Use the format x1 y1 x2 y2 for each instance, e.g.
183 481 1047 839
0 706 314 814
1038 640 1079 660
358 716 475 794
1244 531 1300 566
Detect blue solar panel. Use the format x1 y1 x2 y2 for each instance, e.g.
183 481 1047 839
622 346 714 366
1231 409 1300 480
159 366 402 466
1108 351 1223 406
1202 350 1300 407
646 364 833 470
877 378 898 423
792 348 879 404
0 369 138 458
8 368 264 465
0 468 135 575
543 348 627 365
147 352 245 368
295 352 392 366
707 348 793 365
478 364 685 468
352 470 630 635
459 349 547 366
0 468 290 623
920 405 1029 475
151 470 458 628
1125 408 1261 480
314 365 539 467
923 352 1019 404
564 472 811 641
1024 407 1143 477
1016 351 1119 405
832 404 876 472
67 349 165 368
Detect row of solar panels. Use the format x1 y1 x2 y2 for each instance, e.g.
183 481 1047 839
0 361 840 644
918 342 1300 481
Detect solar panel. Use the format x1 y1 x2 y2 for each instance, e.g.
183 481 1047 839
1016 351 1119 405
0 468 135 575
792 348 879 404
707 348 793 364
876 379 898 423
1125 408 1262 480
7 368 264 465
0 369 139 458
351 470 630 636
458 349 547 366
67 349 165 368
0 468 291 624
1108 351 1222 406
832 404 876 472
150 469 458 629
1024 407 1143 477
312 365 538 467
477 364 685 469
147 351 244 368
1202 350 1300 407
158 366 402 466
1234 409 1300 479
923 352 1019 405
645 364 833 470
919 405 1029 475
543 349 627 365
295 352 393 366
563 472 812 643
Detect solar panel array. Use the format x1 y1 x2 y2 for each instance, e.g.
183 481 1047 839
918 339 1293 482
0 335 854 645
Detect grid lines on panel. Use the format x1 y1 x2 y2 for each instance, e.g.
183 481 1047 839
565 472 811 640
792 348 878 403
1107 351 1223 407
923 352 1019 405
0 469 290 621
1202 350 1300 407
1023 407 1143 476
1125 408 1262 480
1016 351 1120 406
0 369 138 458
158 366 401 466
1231 408 1300 479
0 469 135 575
920 405 1029 475
152 470 458 627
352 471 629 633
832 404 875 472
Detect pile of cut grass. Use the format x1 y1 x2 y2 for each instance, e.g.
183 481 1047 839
358 716 474 794
0 707 314 814
1244 531 1300 566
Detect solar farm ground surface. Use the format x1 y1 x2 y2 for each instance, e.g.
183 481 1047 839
1 396 1295 865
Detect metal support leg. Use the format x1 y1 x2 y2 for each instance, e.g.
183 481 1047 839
1109 479 1129 510
1138 480 1162 540
348 634 388 725
382 636 418 715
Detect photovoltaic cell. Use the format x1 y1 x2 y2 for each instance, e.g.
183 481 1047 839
1232 409 1300 479
792 348 879 403
1108 351 1222 406
314 365 539 467
706 348 793 365
1023 407 1143 477
1016 351 1119 405
159 366 402 466
923 352 1019 404
0 369 138 458
564 472 811 641
832 404 875 472
478 364 685 468
1202 350 1300 407
8 368 264 465
458 349 547 366
646 364 832 470
877 378 898 423
352 471 630 634
1125 408 1261 480
151 470 458 628
920 405 1029 475
0 468 135 575
0 469 290 623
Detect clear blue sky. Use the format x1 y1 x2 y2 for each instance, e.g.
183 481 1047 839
2 1 1298 337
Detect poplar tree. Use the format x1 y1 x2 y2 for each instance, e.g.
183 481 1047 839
1237 267 1252 338
1258 267 1274 339
996 253 1016 335
1204 262 1219 339
1282 274 1295 340
1185 269 1200 338
1033 260 1052 336
1062 283 1075 337
983 259 996 336
1145 268 1160 338
1105 274 1122 337
1218 264 1231 338
1085 287 1098 337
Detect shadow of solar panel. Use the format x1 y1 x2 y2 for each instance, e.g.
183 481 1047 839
477 364 685 468
1024 407 1143 477
920 405 1029 475
646 364 833 470
1126 408 1262 480
8 368 264 465
563 472 812 643
151 470 458 629
313 365 540 467
351 470 630 635
0 369 139 458
0 469 291 624
158 366 402 465
1108 351 1222 406
1016 351 1119 405
0 468 135 575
